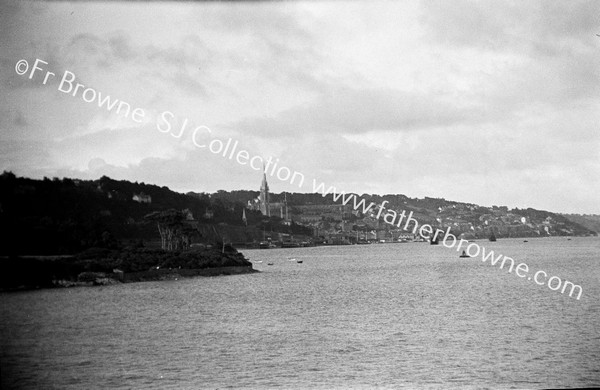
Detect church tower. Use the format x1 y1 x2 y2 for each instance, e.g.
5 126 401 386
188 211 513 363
259 167 270 216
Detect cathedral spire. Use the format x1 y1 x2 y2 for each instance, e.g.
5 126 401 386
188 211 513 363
261 163 269 192
259 164 270 216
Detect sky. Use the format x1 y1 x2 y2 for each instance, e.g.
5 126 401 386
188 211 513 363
1 0 599 214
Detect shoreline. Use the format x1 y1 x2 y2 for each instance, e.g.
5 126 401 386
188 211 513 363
2 265 259 292
0 247 258 292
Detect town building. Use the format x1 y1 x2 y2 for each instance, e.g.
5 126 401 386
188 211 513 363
132 192 151 203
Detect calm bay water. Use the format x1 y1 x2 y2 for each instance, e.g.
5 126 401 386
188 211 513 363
1 237 599 389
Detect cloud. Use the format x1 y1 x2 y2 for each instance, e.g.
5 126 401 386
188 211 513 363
0 139 52 175
421 1 600 50
52 123 183 170
13 110 27 127
186 2 327 92
421 0 600 107
55 148 269 195
229 86 473 141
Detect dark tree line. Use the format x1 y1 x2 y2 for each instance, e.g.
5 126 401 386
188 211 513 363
0 173 256 255
0 172 317 255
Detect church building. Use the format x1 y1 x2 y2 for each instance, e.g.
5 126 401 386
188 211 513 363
248 169 291 222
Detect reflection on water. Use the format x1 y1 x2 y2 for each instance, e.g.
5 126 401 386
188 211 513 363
1 237 600 389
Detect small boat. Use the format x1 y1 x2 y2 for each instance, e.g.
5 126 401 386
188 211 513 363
430 237 439 245
297 260 303 264
459 250 471 258
489 233 496 242
523 240 528 243
267 262 274 266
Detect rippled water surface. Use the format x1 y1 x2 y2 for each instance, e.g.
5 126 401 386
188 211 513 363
1 237 600 389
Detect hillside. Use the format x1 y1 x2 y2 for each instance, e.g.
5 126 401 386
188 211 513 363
0 172 595 257
0 172 310 255
217 191 597 239
561 214 600 234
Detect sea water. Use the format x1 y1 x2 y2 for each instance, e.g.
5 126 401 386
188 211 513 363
1 237 599 389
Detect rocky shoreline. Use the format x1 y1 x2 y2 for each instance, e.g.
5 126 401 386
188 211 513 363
50 266 258 288
1 247 257 291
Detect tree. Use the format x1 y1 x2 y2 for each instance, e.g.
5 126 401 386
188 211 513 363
144 209 196 251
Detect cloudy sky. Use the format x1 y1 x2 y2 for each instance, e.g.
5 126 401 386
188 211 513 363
1 1 599 213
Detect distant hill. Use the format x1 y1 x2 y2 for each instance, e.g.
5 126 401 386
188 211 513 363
561 214 600 234
0 172 595 256
206 191 597 239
